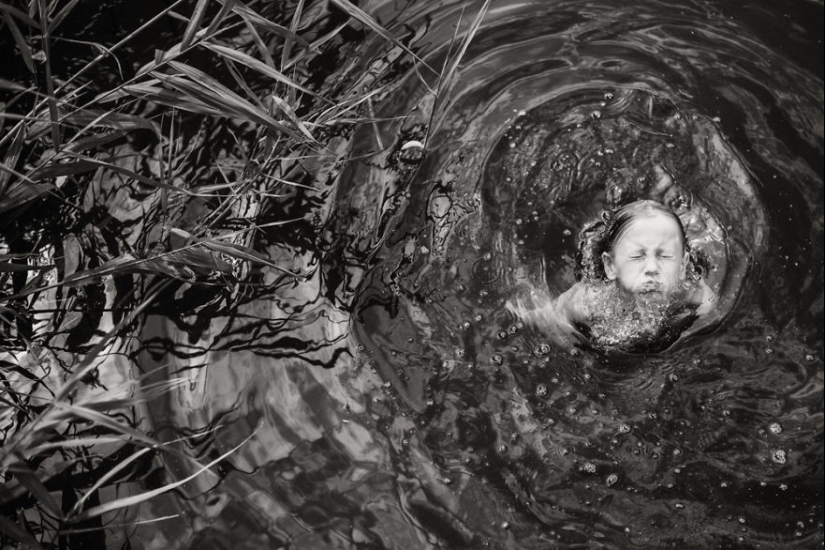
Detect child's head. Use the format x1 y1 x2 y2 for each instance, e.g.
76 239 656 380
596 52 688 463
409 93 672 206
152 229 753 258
599 200 689 302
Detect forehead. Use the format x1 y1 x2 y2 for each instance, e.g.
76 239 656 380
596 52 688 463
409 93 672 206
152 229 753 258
614 213 683 249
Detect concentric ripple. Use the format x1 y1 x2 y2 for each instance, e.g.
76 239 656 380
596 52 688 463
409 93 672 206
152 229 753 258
336 0 823 547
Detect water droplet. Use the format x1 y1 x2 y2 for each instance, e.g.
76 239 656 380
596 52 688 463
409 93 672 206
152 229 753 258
768 422 783 434
591 110 602 119
604 92 614 100
582 462 597 474
536 384 548 398
491 354 503 365
508 325 518 335
606 473 619 486
497 331 507 339
675 503 685 510
618 424 631 434
771 449 787 464
498 443 508 453
500 521 510 530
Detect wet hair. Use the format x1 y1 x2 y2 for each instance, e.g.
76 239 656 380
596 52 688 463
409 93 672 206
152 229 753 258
576 200 688 281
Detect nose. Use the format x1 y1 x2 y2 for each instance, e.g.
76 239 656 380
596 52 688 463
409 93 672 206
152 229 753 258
643 256 660 276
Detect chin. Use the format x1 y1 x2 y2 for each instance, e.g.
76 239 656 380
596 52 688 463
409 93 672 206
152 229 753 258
634 290 668 304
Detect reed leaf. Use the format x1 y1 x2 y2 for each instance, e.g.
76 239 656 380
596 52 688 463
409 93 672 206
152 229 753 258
70 447 153 516
8 465 63 520
181 0 210 50
202 43 328 103
47 0 80 32
67 430 257 523
329 0 437 75
152 64 307 143
0 513 44 550
218 0 309 46
0 124 25 196
269 94 316 143
438 0 491 94
2 11 35 73
63 109 159 134
115 82 225 116
0 1 41 27
0 179 54 214
29 152 190 195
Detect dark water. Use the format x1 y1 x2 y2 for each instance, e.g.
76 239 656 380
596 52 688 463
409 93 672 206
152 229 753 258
52 0 822 547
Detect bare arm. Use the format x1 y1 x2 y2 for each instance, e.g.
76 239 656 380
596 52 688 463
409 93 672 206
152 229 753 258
683 277 718 316
506 282 589 346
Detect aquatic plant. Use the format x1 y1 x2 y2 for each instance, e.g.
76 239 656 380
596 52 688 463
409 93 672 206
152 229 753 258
0 0 489 546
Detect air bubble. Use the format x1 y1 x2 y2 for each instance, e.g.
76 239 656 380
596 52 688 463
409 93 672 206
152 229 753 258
771 449 787 464
491 354 503 365
768 422 783 434
618 424 631 434
536 384 548 398
606 473 619 486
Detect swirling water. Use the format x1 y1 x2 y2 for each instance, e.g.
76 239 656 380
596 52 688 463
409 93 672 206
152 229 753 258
128 0 822 548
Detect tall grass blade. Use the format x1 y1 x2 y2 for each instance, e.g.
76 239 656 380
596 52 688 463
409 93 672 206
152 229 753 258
0 179 54 214
439 0 491 94
47 0 80 32
203 43 328 103
242 17 276 68
115 83 224 116
63 129 130 154
281 0 304 70
218 0 309 46
329 0 438 75
2 11 35 73
29 152 190 194
69 447 153 516
9 466 63 520
204 0 235 37
152 65 307 143
67 430 257 522
0 513 45 550
181 0 210 50
64 109 159 134
36 0 61 151
0 124 25 196
269 95 316 143
0 2 41 27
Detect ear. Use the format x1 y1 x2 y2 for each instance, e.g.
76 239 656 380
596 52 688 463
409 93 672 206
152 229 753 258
602 252 617 280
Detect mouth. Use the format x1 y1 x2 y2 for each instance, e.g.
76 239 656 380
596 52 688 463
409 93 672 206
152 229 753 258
637 284 663 296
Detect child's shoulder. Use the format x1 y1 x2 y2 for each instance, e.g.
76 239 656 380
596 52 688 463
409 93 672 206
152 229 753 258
558 279 606 323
